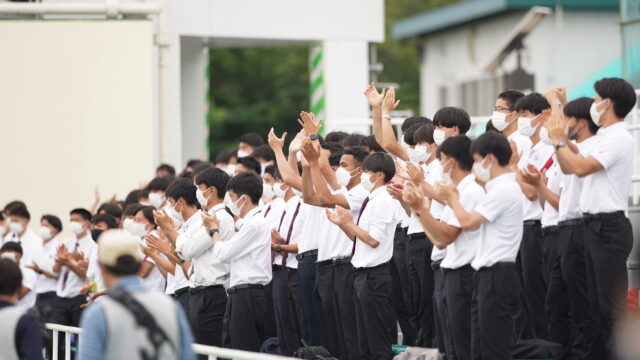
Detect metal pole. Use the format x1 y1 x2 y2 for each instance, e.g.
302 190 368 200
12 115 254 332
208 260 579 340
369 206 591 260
65 333 71 360
52 330 58 360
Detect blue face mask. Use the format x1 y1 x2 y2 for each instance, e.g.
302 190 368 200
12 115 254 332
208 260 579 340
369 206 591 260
567 122 581 141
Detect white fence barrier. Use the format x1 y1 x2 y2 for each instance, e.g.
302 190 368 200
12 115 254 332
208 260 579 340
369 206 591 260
45 323 297 360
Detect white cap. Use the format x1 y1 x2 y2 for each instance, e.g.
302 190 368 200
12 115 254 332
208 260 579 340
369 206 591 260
98 230 142 267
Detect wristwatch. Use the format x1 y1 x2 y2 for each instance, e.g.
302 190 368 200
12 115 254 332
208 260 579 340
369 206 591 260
555 140 567 151
309 134 320 141
275 244 282 253
208 228 219 237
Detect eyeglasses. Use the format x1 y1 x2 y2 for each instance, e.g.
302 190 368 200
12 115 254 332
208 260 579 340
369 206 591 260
493 106 513 112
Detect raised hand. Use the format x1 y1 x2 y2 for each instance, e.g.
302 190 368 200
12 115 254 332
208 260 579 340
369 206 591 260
268 127 287 151
301 138 321 163
406 162 425 184
386 182 405 201
201 211 219 231
364 83 386 108
382 87 401 114
144 233 173 256
288 130 305 153
298 111 322 136
544 110 567 143
509 141 521 169
394 161 410 181
153 209 173 230
140 244 157 258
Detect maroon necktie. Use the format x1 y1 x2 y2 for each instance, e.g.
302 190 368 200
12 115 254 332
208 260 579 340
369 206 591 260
282 203 301 266
351 197 370 257
272 210 287 263
61 241 80 291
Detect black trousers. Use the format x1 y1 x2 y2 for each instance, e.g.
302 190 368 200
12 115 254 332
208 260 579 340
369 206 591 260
551 223 601 360
433 263 455 359
188 285 227 348
519 222 548 339
471 264 520 360
444 265 474 360
542 230 572 348
297 252 322 346
407 233 434 346
48 295 86 359
315 262 341 357
287 268 302 344
272 267 301 356
35 291 57 322
354 264 396 360
223 287 268 351
389 226 416 345
262 281 278 338
173 288 191 316
333 262 361 360
583 212 633 359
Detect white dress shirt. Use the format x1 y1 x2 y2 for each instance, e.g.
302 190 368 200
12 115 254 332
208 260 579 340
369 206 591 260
472 173 524 270
351 186 399 268
440 174 486 270
212 207 272 288
263 198 286 230
274 197 305 269
16 265 37 309
518 141 555 221
580 121 636 214
297 203 320 254
322 184 370 260
541 161 562 228
309 206 337 261
3 228 42 265
508 131 533 158
409 160 445 235
32 237 62 294
56 232 97 298
176 206 232 287
558 137 598 221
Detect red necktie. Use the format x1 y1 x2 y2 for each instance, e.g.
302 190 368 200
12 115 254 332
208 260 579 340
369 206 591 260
351 197 370 257
272 210 287 263
282 203 301 266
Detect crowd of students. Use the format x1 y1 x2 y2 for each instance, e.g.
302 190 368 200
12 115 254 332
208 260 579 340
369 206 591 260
0 76 637 360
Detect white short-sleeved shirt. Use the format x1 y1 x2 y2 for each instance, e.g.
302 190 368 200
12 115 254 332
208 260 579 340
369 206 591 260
518 141 555 221
440 174 486 269
297 204 320 254
472 173 524 270
56 233 97 298
3 228 42 265
263 198 286 230
16 265 37 309
274 196 305 269
508 131 533 157
558 137 598 221
408 160 445 235
580 122 636 214
541 161 562 228
321 184 369 260
32 237 61 294
351 186 399 268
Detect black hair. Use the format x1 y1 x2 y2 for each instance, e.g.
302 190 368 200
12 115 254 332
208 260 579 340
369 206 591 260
485 119 498 133
321 141 344 153
156 163 176 176
564 97 599 134
361 135 384 153
497 90 525 110
251 145 276 163
186 159 203 168
401 116 432 134
433 107 471 134
124 204 143 217
324 131 349 144
343 147 369 164
6 205 30 220
125 189 142 207
362 152 396 182
322 141 344 167
93 214 118 229
3 201 26 215
97 203 123 220
70 208 92 222
165 178 199 207
237 156 262 175
147 176 173 192
404 124 423 146
437 136 474 171
138 206 156 226
594 77 637 118
470 132 512 166
263 165 282 181
215 149 237 164
0 259 22 296
227 172 263 205
192 162 215 178
105 255 141 276
41 214 63 233
237 133 264 147
196 167 230 200
514 92 550 115
413 123 435 145
342 134 366 149
1 241 23 255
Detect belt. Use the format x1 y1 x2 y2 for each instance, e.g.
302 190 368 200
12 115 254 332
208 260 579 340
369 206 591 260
189 284 224 295
227 283 264 294
295 249 318 261
317 256 350 267
541 226 558 236
482 262 516 270
354 262 389 272
442 264 473 273
409 232 426 239
272 264 285 271
174 286 189 297
583 211 625 222
523 220 541 226
558 218 583 227
431 260 442 271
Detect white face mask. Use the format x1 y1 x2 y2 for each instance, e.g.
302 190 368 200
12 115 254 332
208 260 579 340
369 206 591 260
69 221 85 236
473 157 492 183
539 126 553 145
273 183 287 199
433 129 447 146
408 145 431 164
237 149 250 158
8 220 23 235
590 100 606 126
225 164 237 176
224 193 246 216
360 172 378 192
39 226 53 240
196 187 213 209
336 167 359 188
1 252 17 262
130 222 148 238
517 115 540 138
167 201 185 226
441 159 453 183
123 218 136 234
263 184 275 199
148 192 165 209
491 111 512 131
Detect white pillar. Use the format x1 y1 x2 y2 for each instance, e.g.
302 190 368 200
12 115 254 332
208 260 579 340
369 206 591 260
322 40 371 134
180 36 209 165
161 32 184 169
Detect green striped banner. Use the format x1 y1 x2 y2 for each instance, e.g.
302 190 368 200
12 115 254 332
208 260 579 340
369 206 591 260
310 44 326 133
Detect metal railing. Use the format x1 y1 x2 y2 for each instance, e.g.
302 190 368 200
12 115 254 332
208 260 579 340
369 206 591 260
45 323 297 360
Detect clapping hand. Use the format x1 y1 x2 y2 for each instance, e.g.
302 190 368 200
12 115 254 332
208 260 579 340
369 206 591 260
268 127 287 151
298 111 322 136
436 181 458 205
406 162 425 185
544 109 568 144
201 211 219 231
153 209 173 230
325 206 353 227
301 138 321 163
364 83 386 108
144 233 173 256
402 181 428 212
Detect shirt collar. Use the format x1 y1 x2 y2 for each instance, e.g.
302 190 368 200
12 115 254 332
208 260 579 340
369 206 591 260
369 185 387 199
244 207 261 219
598 120 626 135
211 203 226 212
485 172 516 191
182 210 202 229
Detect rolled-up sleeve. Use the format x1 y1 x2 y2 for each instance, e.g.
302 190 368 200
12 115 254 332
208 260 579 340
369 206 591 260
367 201 395 244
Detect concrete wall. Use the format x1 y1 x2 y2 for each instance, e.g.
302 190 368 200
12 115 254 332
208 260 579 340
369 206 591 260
0 20 154 236
420 10 621 117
